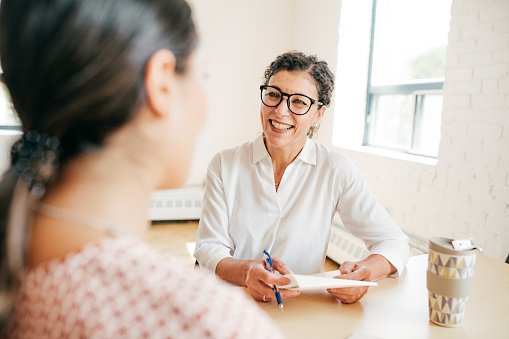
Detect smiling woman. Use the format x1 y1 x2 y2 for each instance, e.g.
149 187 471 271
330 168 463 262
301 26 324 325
194 51 409 305
260 70 324 159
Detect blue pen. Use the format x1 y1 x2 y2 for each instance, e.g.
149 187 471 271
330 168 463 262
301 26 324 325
263 249 284 310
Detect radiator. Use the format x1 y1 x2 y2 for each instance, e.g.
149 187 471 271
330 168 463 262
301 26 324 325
148 185 204 221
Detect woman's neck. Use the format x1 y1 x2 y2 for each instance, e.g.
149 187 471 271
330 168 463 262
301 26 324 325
49 147 158 234
266 138 306 168
264 137 307 184
29 142 162 267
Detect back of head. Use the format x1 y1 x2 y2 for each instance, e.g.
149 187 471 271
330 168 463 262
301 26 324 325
0 0 197 331
1 0 196 161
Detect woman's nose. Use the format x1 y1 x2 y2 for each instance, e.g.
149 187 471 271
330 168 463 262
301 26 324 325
274 96 291 116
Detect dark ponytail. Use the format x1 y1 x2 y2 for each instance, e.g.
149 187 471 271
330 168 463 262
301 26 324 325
0 0 197 331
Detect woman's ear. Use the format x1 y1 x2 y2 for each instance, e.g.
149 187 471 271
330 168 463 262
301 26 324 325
315 105 326 123
144 49 177 118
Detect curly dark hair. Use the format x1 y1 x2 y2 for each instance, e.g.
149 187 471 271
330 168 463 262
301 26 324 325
264 51 335 106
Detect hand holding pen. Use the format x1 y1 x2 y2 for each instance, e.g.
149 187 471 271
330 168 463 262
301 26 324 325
263 250 284 309
243 252 300 305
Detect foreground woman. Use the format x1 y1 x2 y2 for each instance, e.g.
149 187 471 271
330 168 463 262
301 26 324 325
0 0 282 337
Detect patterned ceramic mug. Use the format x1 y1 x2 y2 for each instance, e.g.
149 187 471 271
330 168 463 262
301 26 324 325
427 237 477 327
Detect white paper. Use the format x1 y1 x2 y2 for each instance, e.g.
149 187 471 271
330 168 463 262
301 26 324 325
278 273 377 291
313 270 341 278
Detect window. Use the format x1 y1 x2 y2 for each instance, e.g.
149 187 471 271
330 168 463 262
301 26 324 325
0 66 20 129
364 0 451 158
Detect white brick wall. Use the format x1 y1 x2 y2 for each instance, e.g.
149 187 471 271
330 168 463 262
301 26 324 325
339 0 509 261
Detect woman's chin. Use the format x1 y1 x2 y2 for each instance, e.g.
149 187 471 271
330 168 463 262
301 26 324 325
264 129 297 147
157 171 189 190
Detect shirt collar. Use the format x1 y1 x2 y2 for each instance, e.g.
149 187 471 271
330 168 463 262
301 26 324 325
298 138 317 165
252 134 317 165
252 134 269 164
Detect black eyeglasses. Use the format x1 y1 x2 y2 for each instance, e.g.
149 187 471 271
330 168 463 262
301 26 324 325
259 85 323 116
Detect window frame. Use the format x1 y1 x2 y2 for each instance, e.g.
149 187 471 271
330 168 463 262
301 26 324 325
363 0 445 159
0 71 21 131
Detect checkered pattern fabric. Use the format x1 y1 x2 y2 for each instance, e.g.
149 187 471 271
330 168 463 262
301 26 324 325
9 238 282 338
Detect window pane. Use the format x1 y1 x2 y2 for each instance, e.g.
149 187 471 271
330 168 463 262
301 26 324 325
371 0 452 85
412 94 443 157
368 94 414 150
0 82 19 126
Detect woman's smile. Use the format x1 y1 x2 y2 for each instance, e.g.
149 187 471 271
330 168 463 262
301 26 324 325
269 119 294 132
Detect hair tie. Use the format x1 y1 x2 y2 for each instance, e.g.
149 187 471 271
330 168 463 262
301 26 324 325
10 130 61 199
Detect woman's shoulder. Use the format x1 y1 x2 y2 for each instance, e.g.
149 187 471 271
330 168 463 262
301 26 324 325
313 141 358 172
16 237 281 338
208 135 261 170
213 141 250 160
21 237 202 294
23 237 163 284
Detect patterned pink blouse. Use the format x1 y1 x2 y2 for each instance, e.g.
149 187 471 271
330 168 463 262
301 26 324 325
9 238 283 338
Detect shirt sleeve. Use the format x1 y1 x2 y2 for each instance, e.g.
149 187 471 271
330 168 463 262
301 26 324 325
335 161 409 277
193 153 235 273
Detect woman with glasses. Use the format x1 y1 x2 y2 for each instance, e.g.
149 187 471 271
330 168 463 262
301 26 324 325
194 51 409 304
0 0 283 337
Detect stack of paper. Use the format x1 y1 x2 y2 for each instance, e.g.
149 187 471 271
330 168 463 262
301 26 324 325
278 273 377 291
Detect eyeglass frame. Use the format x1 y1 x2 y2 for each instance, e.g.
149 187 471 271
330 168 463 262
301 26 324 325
259 84 324 116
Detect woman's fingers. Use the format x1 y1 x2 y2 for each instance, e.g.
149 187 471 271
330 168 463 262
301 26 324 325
339 261 357 274
272 257 293 275
249 284 279 302
327 286 368 304
270 274 292 287
245 265 278 301
245 260 300 301
254 287 300 302
245 262 271 286
258 257 293 286
338 265 370 281
248 278 299 302
279 288 300 298
328 262 372 303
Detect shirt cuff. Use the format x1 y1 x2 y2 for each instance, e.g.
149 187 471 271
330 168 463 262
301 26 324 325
369 243 409 278
194 245 233 273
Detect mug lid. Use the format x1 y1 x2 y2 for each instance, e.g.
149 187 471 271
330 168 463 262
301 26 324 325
429 237 478 255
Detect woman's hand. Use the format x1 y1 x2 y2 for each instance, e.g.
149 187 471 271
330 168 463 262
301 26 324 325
245 257 300 302
327 254 396 304
327 261 371 304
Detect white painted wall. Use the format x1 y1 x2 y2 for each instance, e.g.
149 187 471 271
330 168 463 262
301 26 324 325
187 0 295 184
291 0 342 148
1 0 507 261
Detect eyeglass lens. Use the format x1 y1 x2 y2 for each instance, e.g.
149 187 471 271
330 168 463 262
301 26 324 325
261 86 312 115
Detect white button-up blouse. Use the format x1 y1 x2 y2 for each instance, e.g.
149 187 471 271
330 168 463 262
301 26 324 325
194 135 409 275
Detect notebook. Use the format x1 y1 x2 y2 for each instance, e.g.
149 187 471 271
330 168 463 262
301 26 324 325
278 273 377 291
